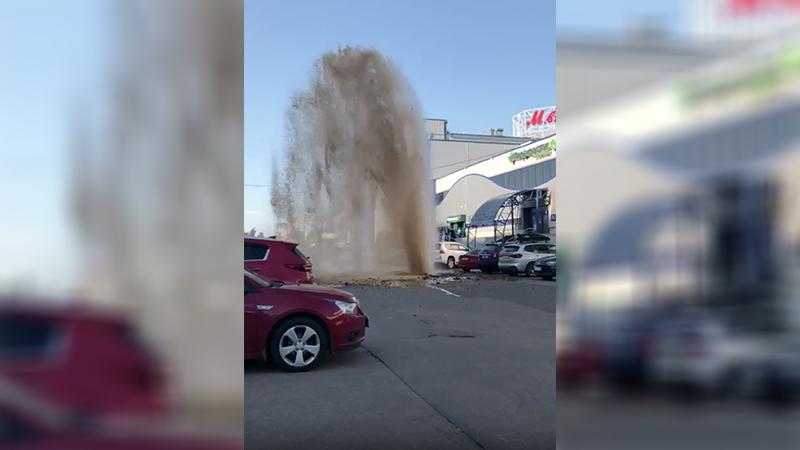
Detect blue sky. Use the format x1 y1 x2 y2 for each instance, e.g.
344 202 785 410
1 1 107 290
244 0 557 232
1 1 687 287
244 0 686 232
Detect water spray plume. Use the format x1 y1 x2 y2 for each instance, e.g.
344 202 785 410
272 47 433 277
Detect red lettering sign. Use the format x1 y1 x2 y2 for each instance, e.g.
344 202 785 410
725 0 800 16
526 109 545 127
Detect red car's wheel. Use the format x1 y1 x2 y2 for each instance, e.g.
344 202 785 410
269 317 327 372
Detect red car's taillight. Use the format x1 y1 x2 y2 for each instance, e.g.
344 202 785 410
286 263 312 272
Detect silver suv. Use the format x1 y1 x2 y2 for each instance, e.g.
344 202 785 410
498 243 555 276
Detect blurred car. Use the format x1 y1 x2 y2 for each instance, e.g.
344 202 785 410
0 378 240 450
532 255 556 280
747 333 800 405
244 271 368 372
557 337 604 389
457 249 481 272
0 302 167 418
244 237 313 284
603 308 665 391
433 241 469 269
477 243 502 273
498 243 556 276
651 313 756 396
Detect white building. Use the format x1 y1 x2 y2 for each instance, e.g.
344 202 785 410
426 115 557 244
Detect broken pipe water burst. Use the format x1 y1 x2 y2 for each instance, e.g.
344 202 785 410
272 47 433 277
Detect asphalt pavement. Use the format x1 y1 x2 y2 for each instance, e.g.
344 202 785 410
245 276 555 450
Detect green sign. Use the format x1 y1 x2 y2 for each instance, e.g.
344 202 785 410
508 139 556 165
446 215 466 223
679 45 800 107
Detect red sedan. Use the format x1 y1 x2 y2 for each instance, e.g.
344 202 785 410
244 271 368 371
457 249 481 272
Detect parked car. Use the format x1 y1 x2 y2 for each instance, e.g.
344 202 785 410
532 255 556 280
0 301 167 418
244 237 313 284
457 249 481 272
0 378 240 450
498 243 556 276
433 241 469 269
603 308 663 391
477 243 502 273
650 313 756 396
244 271 368 372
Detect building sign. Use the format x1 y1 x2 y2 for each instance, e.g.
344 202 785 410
508 139 556 165
512 106 556 138
725 0 800 16
680 45 800 107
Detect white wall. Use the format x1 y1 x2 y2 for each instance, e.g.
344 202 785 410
435 135 555 194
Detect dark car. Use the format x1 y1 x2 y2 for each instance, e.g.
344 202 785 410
533 255 556 280
477 243 502 273
244 271 368 372
751 333 800 406
603 309 665 391
458 249 481 272
0 301 167 418
244 237 313 284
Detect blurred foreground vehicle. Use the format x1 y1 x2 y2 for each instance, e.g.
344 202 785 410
433 241 469 269
0 301 167 417
650 312 758 397
244 271 368 372
748 332 800 406
557 333 604 389
0 379 239 450
499 243 556 276
244 237 313 284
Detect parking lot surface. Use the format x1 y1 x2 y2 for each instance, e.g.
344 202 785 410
245 276 555 450
559 392 800 450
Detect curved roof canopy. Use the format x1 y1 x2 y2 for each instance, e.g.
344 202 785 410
470 188 547 228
